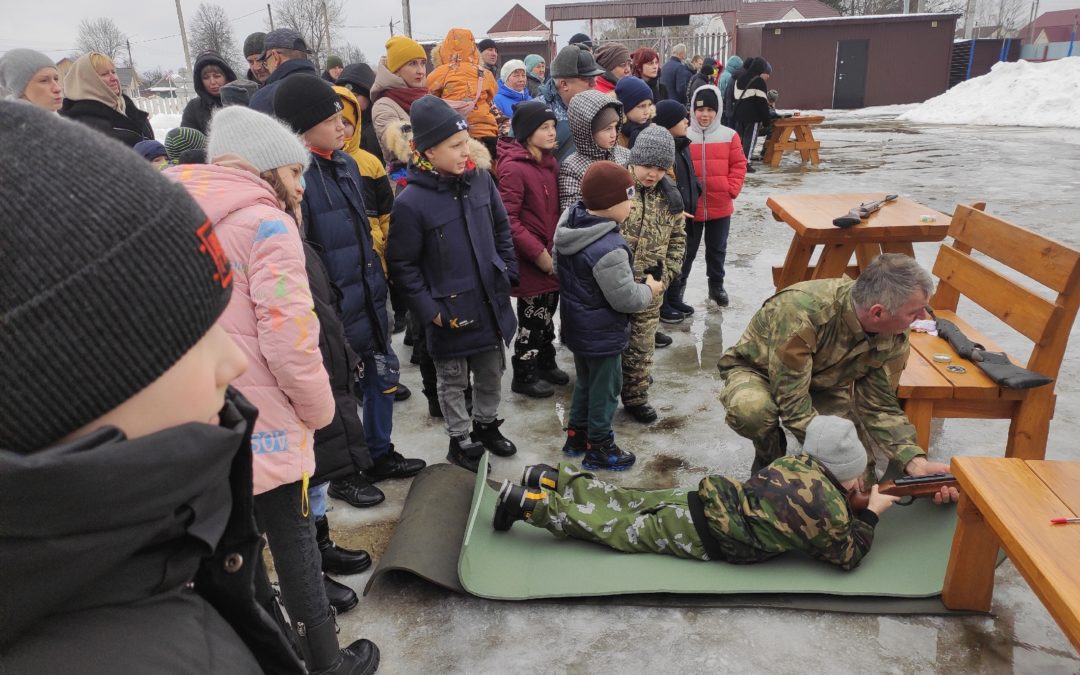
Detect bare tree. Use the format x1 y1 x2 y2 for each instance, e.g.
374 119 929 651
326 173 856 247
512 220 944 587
189 3 243 72
340 42 367 66
975 0 1026 36
271 0 345 70
75 17 127 61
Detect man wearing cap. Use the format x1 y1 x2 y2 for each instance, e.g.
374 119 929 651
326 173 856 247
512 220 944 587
477 38 500 81
536 45 605 163
248 28 317 114
321 55 344 83
243 32 270 84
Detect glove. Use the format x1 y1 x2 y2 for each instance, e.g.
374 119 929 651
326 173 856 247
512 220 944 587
643 261 663 281
974 350 1053 390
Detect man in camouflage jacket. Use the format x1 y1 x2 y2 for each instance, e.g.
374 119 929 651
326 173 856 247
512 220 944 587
717 254 954 482
499 416 900 569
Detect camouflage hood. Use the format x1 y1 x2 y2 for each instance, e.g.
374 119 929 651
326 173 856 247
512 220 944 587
567 89 623 161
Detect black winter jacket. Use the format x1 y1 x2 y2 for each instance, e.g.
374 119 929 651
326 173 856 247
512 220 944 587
182 52 238 134
59 96 153 147
249 58 318 114
672 135 700 217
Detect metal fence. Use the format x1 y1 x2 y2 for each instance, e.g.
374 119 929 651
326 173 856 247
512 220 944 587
1020 41 1078 60
132 94 195 117
597 32 731 63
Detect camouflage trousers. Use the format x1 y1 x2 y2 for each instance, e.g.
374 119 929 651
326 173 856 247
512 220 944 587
527 461 709 560
719 367 885 479
621 295 663 407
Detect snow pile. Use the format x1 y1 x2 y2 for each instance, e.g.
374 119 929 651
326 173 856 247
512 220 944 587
150 113 182 140
900 58 1080 129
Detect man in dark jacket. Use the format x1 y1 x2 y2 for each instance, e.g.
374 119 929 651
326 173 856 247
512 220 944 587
248 28 318 114
181 51 237 134
658 44 693 106
653 99 699 322
336 62 383 162
733 56 773 172
685 56 716 103
536 45 605 163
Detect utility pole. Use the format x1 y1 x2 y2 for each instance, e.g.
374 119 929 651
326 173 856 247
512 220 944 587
267 3 274 30
174 0 193 78
321 0 333 67
125 39 136 96
963 0 975 38
401 0 412 37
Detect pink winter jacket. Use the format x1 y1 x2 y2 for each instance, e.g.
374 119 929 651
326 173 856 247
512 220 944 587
168 164 334 495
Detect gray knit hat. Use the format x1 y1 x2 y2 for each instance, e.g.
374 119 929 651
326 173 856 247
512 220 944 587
630 124 675 169
207 106 310 173
243 32 267 57
802 416 866 482
0 48 56 99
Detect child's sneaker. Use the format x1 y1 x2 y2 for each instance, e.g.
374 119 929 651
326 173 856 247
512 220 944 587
471 419 517 457
447 435 485 473
493 480 545 531
582 435 636 471
521 463 558 490
562 427 587 456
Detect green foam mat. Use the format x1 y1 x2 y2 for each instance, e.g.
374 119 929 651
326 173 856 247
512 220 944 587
459 454 960 601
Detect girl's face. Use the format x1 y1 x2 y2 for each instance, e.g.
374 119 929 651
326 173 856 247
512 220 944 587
396 59 427 87
201 68 227 96
593 121 618 150
22 67 63 111
424 129 471 175
626 99 652 124
506 69 526 92
303 112 346 152
342 117 356 141
694 106 716 128
96 62 121 96
275 163 306 214
528 120 557 151
643 58 659 79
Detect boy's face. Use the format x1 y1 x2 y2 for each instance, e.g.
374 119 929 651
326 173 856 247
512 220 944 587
669 118 689 137
694 106 716 128
150 156 168 169
424 129 472 175
593 121 618 150
528 120 557 150
304 112 346 151
632 164 664 188
626 99 652 124
66 324 247 442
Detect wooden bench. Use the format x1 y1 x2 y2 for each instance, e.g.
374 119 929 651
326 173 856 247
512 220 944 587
761 115 824 167
897 204 1080 459
943 456 1080 653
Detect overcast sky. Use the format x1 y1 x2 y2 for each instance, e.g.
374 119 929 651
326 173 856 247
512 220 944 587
2 0 1074 72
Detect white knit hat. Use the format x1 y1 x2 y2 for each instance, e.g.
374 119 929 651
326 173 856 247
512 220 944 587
802 416 866 482
500 59 527 82
206 106 310 173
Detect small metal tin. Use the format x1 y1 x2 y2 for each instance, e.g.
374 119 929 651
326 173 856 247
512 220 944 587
932 353 952 363
946 365 967 374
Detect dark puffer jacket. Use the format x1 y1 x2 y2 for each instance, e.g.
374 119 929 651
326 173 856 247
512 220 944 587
249 58 318 114
672 135 700 217
496 136 560 298
304 240 373 484
733 57 772 127
59 95 153 147
181 52 238 134
0 391 303 675
300 150 390 358
388 165 518 360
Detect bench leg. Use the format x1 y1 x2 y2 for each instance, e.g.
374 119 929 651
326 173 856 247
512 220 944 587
904 398 933 450
1005 389 1053 460
942 493 998 612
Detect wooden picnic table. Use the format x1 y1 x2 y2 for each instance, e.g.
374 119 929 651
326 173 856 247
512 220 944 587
943 456 1080 653
767 193 951 290
761 114 825 167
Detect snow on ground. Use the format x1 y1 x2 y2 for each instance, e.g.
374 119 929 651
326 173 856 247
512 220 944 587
150 113 181 140
900 58 1080 128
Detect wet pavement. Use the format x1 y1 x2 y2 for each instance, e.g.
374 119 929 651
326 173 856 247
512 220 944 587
325 113 1080 673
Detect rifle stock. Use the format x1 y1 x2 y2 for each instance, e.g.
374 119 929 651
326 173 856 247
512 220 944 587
847 473 957 512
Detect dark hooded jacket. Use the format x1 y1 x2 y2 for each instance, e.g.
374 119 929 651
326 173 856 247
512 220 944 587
59 95 153 147
0 391 303 675
388 164 518 360
733 57 772 127
672 135 700 217
249 58 318 114
182 52 238 134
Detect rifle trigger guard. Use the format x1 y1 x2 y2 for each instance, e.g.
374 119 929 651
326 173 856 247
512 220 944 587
897 496 916 507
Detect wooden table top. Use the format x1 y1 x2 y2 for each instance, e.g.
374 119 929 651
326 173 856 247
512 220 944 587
772 115 825 127
767 193 952 242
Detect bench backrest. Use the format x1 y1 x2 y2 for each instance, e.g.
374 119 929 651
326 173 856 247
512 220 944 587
930 204 1080 381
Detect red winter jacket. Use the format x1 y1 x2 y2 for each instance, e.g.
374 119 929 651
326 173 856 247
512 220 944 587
496 137 560 297
688 85 747 222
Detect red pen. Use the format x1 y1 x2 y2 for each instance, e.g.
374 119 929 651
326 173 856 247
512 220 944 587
1050 517 1080 524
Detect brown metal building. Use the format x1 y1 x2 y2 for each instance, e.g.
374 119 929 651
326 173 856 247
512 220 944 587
735 13 960 110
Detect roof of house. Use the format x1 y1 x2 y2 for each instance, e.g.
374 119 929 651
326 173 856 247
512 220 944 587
736 0 839 24
488 3 549 34
740 11 959 29
1017 9 1079 42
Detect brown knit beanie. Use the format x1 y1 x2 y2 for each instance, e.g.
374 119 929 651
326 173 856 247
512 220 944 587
581 161 634 211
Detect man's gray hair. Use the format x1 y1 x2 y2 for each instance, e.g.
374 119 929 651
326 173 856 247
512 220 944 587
672 44 687 57
851 253 934 313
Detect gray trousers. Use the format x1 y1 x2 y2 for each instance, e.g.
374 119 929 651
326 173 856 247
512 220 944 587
434 347 505 438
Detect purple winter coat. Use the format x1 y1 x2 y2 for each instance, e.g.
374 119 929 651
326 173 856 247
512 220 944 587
496 137 560 298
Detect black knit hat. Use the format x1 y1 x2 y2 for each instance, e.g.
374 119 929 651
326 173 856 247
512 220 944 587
337 62 375 95
410 95 469 153
0 102 233 453
477 38 497 53
654 99 688 129
273 73 344 134
512 100 556 142
694 88 719 111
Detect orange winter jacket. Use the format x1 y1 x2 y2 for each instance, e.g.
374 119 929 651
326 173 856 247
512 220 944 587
427 28 499 139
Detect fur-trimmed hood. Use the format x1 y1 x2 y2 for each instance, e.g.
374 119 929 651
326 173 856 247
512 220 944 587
382 119 491 171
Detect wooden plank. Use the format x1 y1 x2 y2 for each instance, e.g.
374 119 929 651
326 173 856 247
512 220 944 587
942 492 1000 612
932 246 1057 344
908 329 1004 400
903 398 935 449
951 457 1080 651
775 237 814 290
950 205 1080 294
1006 388 1056 460
930 399 1019 418
1026 460 1080 515
765 194 951 241
898 351 953 399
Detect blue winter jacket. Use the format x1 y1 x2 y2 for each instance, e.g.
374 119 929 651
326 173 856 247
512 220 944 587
300 150 390 357
387 165 518 360
249 59 318 114
659 56 694 106
554 204 653 358
493 81 532 119
537 79 574 162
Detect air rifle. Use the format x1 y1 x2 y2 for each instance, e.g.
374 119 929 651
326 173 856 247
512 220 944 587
847 473 958 512
832 194 898 228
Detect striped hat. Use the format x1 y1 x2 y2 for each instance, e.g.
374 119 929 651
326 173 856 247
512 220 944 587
164 127 208 164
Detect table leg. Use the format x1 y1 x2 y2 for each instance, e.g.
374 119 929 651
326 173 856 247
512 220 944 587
942 492 999 612
854 243 881 277
794 124 821 165
881 242 916 257
904 398 933 450
811 243 855 280
776 237 814 290
767 127 793 167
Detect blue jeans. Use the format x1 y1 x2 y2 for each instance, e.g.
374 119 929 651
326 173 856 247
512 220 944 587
357 348 399 462
308 482 328 519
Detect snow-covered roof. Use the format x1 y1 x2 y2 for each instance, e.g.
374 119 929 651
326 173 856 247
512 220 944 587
741 12 960 27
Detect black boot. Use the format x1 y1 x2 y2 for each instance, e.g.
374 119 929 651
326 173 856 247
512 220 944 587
522 463 558 490
537 350 571 385
322 574 358 614
366 445 426 481
659 303 685 324
708 281 729 308
423 388 442 417
328 474 385 509
296 610 379 675
493 480 545 531
582 434 636 471
511 355 554 398
393 310 407 334
315 515 372 575
393 383 411 402
471 419 517 457
447 434 486 473
625 402 658 423
654 331 672 348
668 277 694 315
562 426 587 457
